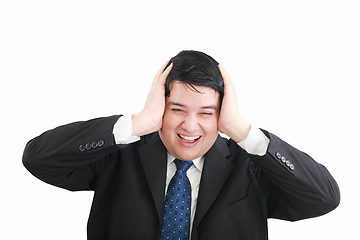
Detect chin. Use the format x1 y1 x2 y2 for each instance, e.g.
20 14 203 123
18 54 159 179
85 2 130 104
175 151 202 161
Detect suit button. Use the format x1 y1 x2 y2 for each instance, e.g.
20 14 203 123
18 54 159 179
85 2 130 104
285 160 291 167
79 145 85 152
91 142 98 148
98 140 104 147
290 164 295 170
85 143 92 150
276 152 282 159
281 156 287 163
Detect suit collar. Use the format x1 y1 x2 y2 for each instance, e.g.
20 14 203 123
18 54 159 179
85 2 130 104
137 133 167 224
192 135 234 231
137 133 239 232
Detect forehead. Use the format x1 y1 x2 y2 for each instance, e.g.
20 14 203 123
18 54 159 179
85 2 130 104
167 81 220 107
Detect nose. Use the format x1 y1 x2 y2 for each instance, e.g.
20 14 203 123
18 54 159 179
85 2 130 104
181 114 200 133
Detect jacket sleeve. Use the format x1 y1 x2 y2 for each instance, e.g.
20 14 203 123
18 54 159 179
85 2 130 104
22 115 122 191
250 130 340 221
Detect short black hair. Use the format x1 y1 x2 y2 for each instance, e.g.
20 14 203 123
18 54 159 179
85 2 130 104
165 50 224 102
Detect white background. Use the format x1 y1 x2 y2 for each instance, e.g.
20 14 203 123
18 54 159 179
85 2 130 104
1 0 359 239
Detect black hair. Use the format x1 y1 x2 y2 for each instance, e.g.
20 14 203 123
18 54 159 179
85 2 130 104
165 50 224 102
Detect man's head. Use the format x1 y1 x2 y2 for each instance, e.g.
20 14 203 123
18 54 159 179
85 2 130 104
159 50 224 161
164 50 224 103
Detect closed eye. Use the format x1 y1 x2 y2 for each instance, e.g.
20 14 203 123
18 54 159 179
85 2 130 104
200 112 213 116
171 108 185 112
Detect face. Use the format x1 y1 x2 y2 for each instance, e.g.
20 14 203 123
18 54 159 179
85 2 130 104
159 81 220 161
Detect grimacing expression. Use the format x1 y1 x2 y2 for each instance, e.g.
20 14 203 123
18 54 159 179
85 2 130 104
159 81 220 161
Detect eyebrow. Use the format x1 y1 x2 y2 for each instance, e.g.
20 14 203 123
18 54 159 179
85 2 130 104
168 101 217 110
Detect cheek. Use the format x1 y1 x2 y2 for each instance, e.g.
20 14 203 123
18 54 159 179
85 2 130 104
201 118 219 135
162 112 180 133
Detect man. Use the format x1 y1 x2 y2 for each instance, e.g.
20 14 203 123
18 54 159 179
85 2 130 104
23 50 340 240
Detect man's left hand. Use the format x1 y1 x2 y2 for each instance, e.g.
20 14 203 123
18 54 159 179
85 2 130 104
217 64 251 143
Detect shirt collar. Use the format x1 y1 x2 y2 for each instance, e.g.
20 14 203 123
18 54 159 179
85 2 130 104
167 152 204 173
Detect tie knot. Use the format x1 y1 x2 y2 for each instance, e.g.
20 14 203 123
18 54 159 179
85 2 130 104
174 159 193 172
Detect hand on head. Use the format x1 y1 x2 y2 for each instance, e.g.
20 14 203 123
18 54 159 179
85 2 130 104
131 61 173 137
217 64 251 142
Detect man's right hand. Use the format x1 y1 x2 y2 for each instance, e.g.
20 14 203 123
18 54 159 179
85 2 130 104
131 61 173 137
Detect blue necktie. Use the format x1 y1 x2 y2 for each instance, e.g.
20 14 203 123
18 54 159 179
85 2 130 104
159 159 193 240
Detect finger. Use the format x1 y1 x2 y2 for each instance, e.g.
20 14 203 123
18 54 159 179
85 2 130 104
159 62 173 83
218 64 231 81
154 60 170 80
218 64 234 88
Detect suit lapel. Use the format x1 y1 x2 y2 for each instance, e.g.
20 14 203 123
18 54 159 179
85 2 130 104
137 133 167 224
192 135 234 231
137 134 240 231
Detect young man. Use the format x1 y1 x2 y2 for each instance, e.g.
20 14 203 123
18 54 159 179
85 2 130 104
23 50 340 240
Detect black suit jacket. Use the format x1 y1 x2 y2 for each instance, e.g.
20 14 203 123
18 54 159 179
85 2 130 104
23 115 340 240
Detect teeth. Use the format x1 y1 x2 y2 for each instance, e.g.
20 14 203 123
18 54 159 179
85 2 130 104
179 135 201 141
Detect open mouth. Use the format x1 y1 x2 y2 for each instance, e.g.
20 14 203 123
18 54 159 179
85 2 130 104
178 134 202 143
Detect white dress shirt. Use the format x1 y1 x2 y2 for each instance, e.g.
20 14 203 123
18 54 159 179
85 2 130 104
112 115 270 236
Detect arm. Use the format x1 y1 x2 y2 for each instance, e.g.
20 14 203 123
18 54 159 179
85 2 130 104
22 115 121 191
218 64 340 220
251 130 340 220
23 62 173 191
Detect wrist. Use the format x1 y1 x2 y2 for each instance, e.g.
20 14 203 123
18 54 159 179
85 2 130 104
224 118 251 143
131 113 146 137
238 127 269 156
132 112 162 137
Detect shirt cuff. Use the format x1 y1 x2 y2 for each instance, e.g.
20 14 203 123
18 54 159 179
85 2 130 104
113 115 140 144
238 126 270 156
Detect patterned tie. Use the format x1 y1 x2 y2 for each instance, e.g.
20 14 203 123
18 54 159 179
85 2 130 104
159 159 193 240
